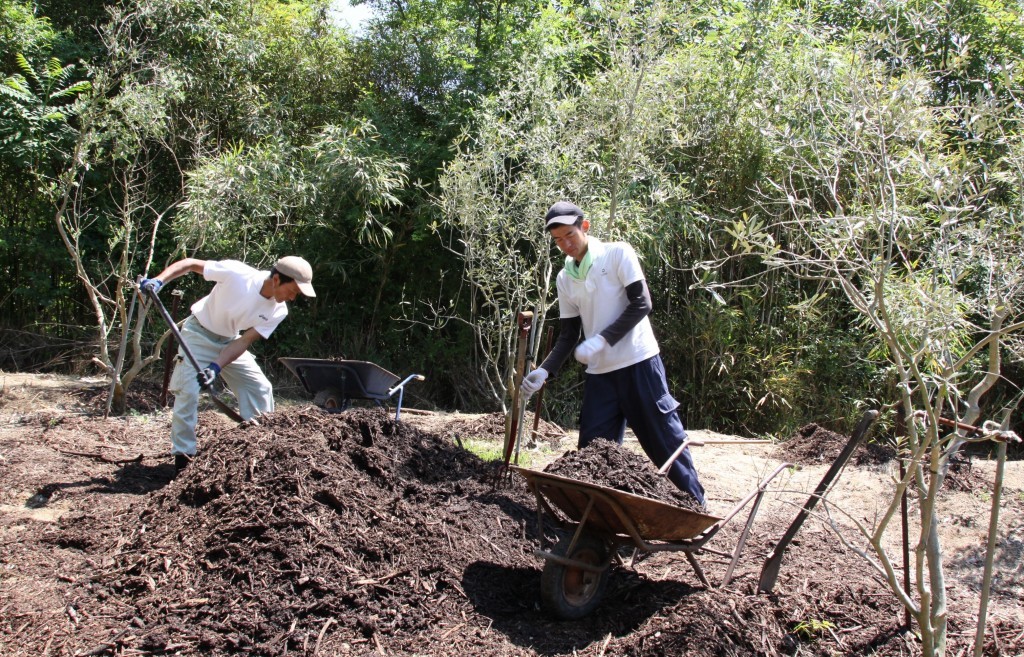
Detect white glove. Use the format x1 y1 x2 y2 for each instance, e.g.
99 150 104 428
520 368 548 397
574 335 607 364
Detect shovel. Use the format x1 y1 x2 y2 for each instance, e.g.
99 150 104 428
757 409 878 593
141 285 246 423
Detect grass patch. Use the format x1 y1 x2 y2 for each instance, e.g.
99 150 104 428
459 437 544 469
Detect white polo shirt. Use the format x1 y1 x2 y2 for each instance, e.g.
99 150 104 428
555 238 659 374
190 260 288 339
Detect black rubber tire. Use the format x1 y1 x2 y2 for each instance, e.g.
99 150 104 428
313 387 350 411
540 533 611 620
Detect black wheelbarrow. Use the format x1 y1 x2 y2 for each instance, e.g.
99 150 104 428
279 357 425 421
512 459 792 619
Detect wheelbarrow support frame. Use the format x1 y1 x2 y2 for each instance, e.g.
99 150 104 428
516 461 793 593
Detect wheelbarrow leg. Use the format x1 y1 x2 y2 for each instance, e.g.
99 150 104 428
683 551 711 588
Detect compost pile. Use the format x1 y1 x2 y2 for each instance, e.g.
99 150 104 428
776 424 986 491
776 422 894 466
57 408 545 656
4 379 1020 657
543 438 702 511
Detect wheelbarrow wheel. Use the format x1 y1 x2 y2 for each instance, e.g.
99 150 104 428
313 387 350 412
541 533 610 620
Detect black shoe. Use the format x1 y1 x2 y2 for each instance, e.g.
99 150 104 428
174 453 191 473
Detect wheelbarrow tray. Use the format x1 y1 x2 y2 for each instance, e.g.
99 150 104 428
515 462 793 619
279 357 400 402
512 466 720 543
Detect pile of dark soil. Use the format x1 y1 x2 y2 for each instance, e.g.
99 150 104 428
3 392 1018 657
543 439 702 511
56 408 549 655
776 423 895 466
777 424 992 492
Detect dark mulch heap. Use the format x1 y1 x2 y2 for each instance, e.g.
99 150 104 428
777 423 993 492
776 423 896 466
543 438 703 511
56 408 550 656
1 401 1019 657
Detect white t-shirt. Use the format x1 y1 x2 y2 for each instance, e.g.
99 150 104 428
190 260 288 339
556 238 659 374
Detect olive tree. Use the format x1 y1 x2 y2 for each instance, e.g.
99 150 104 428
718 27 1024 656
439 0 699 407
47 4 188 412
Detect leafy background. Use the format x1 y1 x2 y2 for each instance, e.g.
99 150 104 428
2 0 1023 441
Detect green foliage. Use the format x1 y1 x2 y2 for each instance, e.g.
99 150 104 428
791 618 836 641
176 119 408 267
0 53 90 169
0 0 57 66
459 437 538 468
1 0 1020 459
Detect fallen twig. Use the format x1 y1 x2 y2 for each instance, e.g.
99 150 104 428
57 450 145 465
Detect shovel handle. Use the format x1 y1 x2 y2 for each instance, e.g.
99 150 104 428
144 287 203 373
141 286 246 424
757 409 878 593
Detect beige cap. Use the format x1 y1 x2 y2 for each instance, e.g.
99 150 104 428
274 256 315 297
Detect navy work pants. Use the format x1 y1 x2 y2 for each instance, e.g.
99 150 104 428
578 355 705 505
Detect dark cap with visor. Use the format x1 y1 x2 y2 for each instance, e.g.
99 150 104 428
544 201 584 229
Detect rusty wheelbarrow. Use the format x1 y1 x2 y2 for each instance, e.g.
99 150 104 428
279 357 424 421
512 459 792 619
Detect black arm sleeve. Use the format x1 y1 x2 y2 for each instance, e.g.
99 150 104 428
599 279 652 346
538 316 582 378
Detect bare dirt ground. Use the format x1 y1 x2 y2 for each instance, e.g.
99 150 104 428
1 371 1022 656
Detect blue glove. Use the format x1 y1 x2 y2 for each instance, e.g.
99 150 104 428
140 278 163 295
197 362 221 389
574 335 607 364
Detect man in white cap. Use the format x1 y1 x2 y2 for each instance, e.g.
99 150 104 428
520 201 705 505
140 256 315 473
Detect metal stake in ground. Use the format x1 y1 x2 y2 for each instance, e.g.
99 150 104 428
140 285 246 424
757 409 878 593
529 325 554 446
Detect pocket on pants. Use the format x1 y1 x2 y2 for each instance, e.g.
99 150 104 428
168 356 192 394
656 392 680 415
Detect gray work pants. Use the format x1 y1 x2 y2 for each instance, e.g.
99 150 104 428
169 316 273 456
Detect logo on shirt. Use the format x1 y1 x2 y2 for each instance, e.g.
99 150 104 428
259 314 269 321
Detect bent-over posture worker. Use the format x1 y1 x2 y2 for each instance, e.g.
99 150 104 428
140 257 315 473
520 201 705 505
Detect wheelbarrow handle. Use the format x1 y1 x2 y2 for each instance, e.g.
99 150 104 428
387 374 426 397
387 374 425 422
658 437 704 474
658 437 773 475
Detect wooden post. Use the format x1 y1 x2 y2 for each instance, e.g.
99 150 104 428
501 311 533 476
